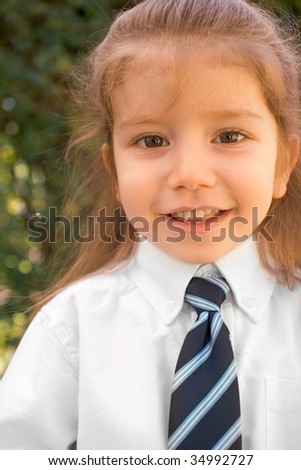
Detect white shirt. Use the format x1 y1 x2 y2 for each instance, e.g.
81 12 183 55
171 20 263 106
0 238 301 450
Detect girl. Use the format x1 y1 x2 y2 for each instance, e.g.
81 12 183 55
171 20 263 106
1 0 301 450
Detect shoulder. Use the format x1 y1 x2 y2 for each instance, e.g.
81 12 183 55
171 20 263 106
41 262 134 320
271 277 301 315
26 262 136 369
33 262 135 353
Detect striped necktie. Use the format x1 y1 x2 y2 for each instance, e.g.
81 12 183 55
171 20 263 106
168 277 242 450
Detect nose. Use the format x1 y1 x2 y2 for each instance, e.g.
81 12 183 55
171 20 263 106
167 141 217 191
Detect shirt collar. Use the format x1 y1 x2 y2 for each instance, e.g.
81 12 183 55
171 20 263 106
128 237 276 325
128 240 199 325
215 237 276 323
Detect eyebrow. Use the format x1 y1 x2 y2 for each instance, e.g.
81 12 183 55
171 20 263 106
210 109 264 121
117 109 264 129
117 116 165 130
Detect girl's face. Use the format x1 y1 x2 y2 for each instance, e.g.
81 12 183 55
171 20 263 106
110 52 291 264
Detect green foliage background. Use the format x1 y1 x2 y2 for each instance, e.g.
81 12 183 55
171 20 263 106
1 0 301 375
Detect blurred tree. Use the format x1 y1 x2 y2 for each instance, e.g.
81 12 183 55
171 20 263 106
0 0 300 375
0 0 135 374
269 0 301 14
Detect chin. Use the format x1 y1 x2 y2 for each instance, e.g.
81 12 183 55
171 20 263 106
157 242 222 265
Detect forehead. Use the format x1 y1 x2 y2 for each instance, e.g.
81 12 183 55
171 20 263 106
112 44 268 128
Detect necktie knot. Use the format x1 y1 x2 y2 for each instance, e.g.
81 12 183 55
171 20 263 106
185 277 229 312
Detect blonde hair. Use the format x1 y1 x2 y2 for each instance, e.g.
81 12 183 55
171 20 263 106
35 0 301 310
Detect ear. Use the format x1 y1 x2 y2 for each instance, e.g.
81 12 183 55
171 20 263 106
101 143 112 174
273 135 299 199
101 143 120 201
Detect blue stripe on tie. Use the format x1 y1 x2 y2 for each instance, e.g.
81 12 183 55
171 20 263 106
190 311 209 331
205 277 230 297
212 418 242 450
172 312 223 392
185 294 220 312
168 361 237 449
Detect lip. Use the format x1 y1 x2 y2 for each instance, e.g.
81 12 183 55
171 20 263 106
166 205 226 213
164 209 231 235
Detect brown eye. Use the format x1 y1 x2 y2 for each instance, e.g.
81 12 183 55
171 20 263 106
137 135 169 148
215 131 244 144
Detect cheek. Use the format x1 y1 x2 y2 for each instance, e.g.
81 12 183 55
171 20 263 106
226 162 277 221
232 159 276 194
116 173 148 217
115 157 160 200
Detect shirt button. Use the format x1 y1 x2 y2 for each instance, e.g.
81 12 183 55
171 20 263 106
242 296 255 308
162 301 174 312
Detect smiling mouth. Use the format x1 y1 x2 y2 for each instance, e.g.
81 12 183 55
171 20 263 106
168 208 224 223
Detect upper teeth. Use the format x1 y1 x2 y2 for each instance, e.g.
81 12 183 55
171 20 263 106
171 209 222 219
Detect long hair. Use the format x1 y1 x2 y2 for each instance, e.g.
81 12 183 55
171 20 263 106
34 0 301 311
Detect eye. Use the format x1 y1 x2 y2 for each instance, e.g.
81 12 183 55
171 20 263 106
135 135 169 148
214 130 245 144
